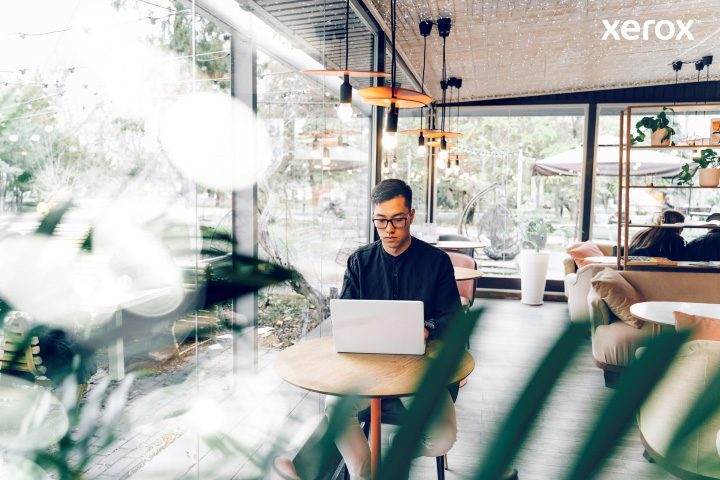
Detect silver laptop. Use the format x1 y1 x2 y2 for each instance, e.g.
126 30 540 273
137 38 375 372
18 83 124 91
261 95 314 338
330 299 425 355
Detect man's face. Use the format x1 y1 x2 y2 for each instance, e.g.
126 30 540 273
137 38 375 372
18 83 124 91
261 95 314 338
372 195 415 249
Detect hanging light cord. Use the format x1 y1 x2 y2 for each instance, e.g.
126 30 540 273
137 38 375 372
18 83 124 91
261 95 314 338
456 84 460 132
419 33 427 130
389 0 396 98
344 0 349 70
440 34 447 132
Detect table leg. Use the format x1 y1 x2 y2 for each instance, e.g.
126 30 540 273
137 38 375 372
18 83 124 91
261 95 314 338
370 398 381 479
108 310 125 381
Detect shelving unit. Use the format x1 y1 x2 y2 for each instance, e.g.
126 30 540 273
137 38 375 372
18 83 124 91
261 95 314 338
617 103 720 270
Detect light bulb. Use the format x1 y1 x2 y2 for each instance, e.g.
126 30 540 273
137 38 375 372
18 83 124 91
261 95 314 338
382 132 397 150
437 157 446 170
337 102 353 123
452 165 460 175
391 160 398 169
417 133 426 156
438 148 449 162
322 146 331 166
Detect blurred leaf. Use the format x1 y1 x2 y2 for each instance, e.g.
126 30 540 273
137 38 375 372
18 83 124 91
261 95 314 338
35 201 72 236
665 355 720 464
200 253 297 309
80 228 92 252
378 307 483 480
563 330 689 480
472 321 587 480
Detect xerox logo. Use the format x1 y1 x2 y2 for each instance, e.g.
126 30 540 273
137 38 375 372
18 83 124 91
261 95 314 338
602 20 694 41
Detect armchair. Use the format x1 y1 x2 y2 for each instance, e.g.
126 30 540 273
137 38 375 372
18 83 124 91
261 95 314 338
563 241 615 325
588 270 720 386
637 340 720 478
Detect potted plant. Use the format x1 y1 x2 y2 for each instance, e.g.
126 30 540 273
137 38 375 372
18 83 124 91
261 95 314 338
674 148 720 187
518 218 554 306
631 107 675 146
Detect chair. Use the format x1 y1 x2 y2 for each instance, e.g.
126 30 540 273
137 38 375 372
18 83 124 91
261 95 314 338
438 233 474 258
446 251 477 309
562 241 615 325
588 270 720 387
637 340 720 478
0 312 47 382
344 384 460 480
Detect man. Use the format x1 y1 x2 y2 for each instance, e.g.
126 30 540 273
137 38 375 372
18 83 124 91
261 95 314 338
684 213 720 261
325 179 462 480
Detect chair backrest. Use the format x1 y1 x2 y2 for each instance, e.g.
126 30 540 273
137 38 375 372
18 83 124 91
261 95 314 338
0 312 46 380
445 251 476 306
438 234 474 257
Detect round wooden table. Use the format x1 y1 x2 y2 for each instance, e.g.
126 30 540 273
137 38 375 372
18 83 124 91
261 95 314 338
453 266 483 281
274 336 475 477
630 301 720 335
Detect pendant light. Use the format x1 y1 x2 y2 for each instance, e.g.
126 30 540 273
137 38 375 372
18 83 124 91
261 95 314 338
303 0 389 123
427 18 462 167
399 20 440 156
359 0 431 150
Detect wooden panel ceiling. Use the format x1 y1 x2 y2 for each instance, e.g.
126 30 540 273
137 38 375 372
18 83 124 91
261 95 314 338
364 0 720 101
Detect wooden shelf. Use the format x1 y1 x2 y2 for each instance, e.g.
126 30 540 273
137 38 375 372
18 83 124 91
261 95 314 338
628 145 719 150
627 223 720 229
626 185 720 189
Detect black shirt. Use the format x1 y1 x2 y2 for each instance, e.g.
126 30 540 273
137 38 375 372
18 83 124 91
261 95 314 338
340 237 462 340
683 229 720 261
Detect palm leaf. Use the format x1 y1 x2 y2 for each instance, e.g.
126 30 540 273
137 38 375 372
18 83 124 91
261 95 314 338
378 307 483 480
472 321 588 480
664 354 720 464
563 330 689 480
36 200 72 235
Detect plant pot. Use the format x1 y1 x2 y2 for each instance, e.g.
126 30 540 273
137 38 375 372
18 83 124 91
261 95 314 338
650 128 671 147
699 168 720 187
518 249 550 306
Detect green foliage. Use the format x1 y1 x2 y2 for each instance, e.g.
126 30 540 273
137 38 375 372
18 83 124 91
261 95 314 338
472 322 588 479
631 107 675 144
378 307 484 479
522 217 555 252
673 148 720 185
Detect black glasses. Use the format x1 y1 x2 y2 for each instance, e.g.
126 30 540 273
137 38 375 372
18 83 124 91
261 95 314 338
372 217 408 229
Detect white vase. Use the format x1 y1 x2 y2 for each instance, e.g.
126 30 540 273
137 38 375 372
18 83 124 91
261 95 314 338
699 168 720 187
650 128 671 147
519 249 550 306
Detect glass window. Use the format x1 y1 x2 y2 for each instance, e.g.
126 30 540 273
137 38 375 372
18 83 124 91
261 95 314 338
434 107 585 280
381 111 429 221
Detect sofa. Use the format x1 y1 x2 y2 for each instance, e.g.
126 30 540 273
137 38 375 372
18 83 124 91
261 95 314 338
563 241 615 325
637 340 720 478
587 270 720 386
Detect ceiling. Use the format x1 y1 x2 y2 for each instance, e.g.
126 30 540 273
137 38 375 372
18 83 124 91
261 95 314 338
363 0 720 101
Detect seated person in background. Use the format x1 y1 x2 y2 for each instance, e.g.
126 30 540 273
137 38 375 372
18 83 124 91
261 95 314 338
325 179 461 480
628 209 686 260
684 213 720 261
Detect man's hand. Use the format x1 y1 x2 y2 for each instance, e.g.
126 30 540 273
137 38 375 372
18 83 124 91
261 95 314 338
424 328 429 343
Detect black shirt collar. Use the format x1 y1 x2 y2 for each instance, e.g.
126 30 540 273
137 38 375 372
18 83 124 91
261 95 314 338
380 236 416 261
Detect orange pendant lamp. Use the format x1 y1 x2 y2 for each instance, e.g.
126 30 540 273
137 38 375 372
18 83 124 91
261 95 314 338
303 0 388 123
358 0 431 151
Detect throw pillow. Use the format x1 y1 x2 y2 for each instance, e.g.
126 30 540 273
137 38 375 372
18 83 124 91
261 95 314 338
673 311 720 341
568 241 605 268
590 269 645 328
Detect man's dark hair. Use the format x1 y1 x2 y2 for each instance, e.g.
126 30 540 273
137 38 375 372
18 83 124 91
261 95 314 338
371 179 412 210
708 213 720 222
